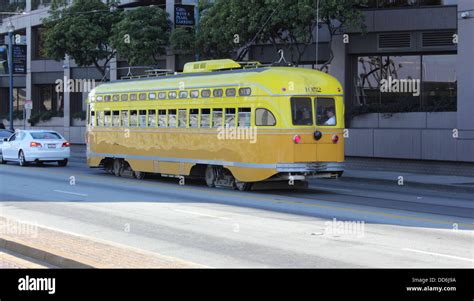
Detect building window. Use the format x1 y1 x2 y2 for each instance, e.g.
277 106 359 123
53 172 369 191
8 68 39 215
353 54 456 114
360 0 457 8
422 54 457 111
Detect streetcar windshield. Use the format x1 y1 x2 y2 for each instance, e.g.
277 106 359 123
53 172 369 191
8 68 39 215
315 98 337 126
290 97 313 126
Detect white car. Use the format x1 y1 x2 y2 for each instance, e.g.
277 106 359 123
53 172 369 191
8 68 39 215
0 130 70 167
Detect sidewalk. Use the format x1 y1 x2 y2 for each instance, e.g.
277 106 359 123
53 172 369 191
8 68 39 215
0 216 203 268
340 169 474 194
70 144 474 193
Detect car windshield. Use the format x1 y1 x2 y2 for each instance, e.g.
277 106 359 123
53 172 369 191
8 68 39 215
30 132 62 140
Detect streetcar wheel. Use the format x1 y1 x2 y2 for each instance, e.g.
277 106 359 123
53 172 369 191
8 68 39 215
235 181 252 192
133 170 145 180
113 159 122 177
205 165 217 188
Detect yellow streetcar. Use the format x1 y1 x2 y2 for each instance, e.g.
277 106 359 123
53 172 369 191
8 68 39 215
86 59 345 191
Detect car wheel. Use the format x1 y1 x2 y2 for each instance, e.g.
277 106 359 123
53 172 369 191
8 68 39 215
18 151 28 167
0 153 5 164
58 159 68 167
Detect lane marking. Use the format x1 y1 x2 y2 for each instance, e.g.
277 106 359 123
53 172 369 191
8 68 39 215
53 190 88 197
3 165 473 228
173 209 230 220
402 248 474 263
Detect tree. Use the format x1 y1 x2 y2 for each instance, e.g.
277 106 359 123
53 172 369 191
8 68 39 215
170 27 196 56
42 0 121 77
111 6 171 66
191 0 367 67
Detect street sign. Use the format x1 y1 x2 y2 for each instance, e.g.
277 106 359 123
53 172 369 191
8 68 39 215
25 100 32 110
175 5 195 27
12 45 27 74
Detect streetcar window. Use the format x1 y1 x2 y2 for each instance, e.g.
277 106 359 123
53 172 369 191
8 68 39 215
112 111 120 127
239 88 252 96
212 109 223 128
290 97 313 126
178 109 187 128
104 111 111 127
316 98 337 126
225 108 236 128
179 91 188 99
139 93 147 101
201 89 211 98
112 94 120 102
238 108 251 128
158 92 166 100
121 111 129 127
169 91 177 99
168 109 177 127
256 108 276 126
104 95 111 102
130 94 138 101
189 109 199 128
226 88 236 97
90 111 96 127
130 110 138 127
190 90 199 98
200 109 210 128
158 110 167 127
149 93 157 100
97 96 103 102
213 89 223 97
121 94 128 101
139 110 147 128
148 110 156 127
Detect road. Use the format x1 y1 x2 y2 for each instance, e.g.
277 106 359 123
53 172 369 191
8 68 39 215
0 160 473 268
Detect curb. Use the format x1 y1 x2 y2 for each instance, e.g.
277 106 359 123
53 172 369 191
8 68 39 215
339 174 474 194
0 236 93 268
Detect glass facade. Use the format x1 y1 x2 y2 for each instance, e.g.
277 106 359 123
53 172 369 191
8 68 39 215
353 54 456 112
362 0 457 8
